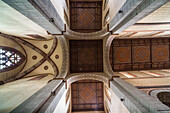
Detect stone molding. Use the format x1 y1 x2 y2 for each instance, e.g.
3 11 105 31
103 35 115 77
66 73 109 87
64 28 109 40
57 36 69 78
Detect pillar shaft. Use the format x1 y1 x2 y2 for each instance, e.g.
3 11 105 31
110 78 170 113
11 80 65 113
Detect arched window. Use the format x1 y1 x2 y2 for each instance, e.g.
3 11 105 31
0 47 26 72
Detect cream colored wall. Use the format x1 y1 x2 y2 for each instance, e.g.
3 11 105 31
0 74 53 113
104 84 130 113
0 0 49 39
115 70 170 87
125 77 170 87
127 71 153 78
53 87 70 113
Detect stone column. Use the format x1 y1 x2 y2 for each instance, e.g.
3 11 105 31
110 78 170 113
11 80 65 113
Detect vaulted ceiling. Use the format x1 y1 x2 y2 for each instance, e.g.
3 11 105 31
0 0 170 112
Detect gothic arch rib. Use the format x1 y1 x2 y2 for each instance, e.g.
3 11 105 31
0 33 59 83
46 37 59 77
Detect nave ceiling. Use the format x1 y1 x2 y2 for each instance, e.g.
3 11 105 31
0 0 170 112
0 0 169 97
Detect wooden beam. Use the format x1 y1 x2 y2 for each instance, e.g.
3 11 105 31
126 32 138 37
148 31 164 36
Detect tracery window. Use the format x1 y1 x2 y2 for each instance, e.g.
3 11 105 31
0 47 25 72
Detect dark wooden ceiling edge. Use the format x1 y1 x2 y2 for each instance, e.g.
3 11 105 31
110 37 170 71
113 37 170 40
70 0 102 33
70 0 102 2
134 22 170 25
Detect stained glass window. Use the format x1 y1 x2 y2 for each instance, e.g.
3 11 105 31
0 47 25 72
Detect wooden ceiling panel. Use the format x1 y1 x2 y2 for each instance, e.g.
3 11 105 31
110 38 170 71
70 40 103 73
70 0 102 33
71 80 104 111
